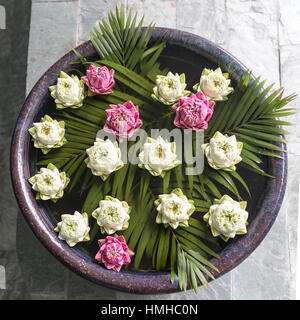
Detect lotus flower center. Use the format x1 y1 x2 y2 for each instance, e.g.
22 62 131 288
94 147 109 159
166 78 178 89
105 243 122 261
210 75 226 91
217 141 233 155
188 103 196 112
170 201 180 214
60 216 86 239
166 200 184 216
103 205 121 223
117 112 127 122
41 124 51 135
65 220 78 232
156 144 164 158
42 174 55 186
217 207 241 229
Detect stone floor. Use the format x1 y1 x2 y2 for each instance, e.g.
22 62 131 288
1 0 299 300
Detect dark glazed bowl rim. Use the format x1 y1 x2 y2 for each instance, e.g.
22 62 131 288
10 27 287 294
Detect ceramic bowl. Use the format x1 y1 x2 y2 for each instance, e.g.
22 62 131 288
10 28 287 294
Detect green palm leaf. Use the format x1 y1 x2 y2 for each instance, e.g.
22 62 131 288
89 4 167 74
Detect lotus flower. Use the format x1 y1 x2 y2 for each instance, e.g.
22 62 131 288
154 188 195 229
49 71 85 109
104 101 143 139
202 131 243 171
193 67 233 101
85 138 123 181
95 235 134 272
203 195 248 241
172 91 214 131
28 163 70 202
138 136 181 177
81 65 115 96
92 196 131 235
151 72 190 105
28 115 67 154
54 211 90 247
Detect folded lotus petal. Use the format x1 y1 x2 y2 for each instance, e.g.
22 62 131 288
98 239 106 247
117 235 126 243
95 250 102 261
113 265 122 272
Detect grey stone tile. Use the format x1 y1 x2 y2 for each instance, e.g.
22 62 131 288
225 2 294 299
177 0 226 45
67 270 118 300
232 198 291 300
16 215 68 296
280 44 300 155
0 180 18 251
29 293 66 300
0 250 29 300
78 0 125 43
283 154 299 299
26 1 79 94
32 0 77 2
127 0 176 28
288 228 297 299
0 0 31 252
280 43 300 300
115 272 232 300
226 0 279 85
278 0 300 46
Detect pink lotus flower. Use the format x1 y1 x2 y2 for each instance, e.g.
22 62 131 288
104 101 143 139
172 91 215 130
95 235 134 272
81 65 115 95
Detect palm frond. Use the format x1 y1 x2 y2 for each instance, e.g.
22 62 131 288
170 221 220 290
89 4 167 73
205 73 296 177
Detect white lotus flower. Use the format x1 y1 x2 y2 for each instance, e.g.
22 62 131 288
28 115 67 154
28 163 70 202
202 131 243 171
138 136 181 177
193 67 233 101
54 211 90 247
91 196 131 235
154 188 195 229
203 195 248 241
85 138 124 181
49 71 85 109
152 72 190 105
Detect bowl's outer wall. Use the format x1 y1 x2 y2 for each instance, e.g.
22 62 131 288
10 28 287 294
